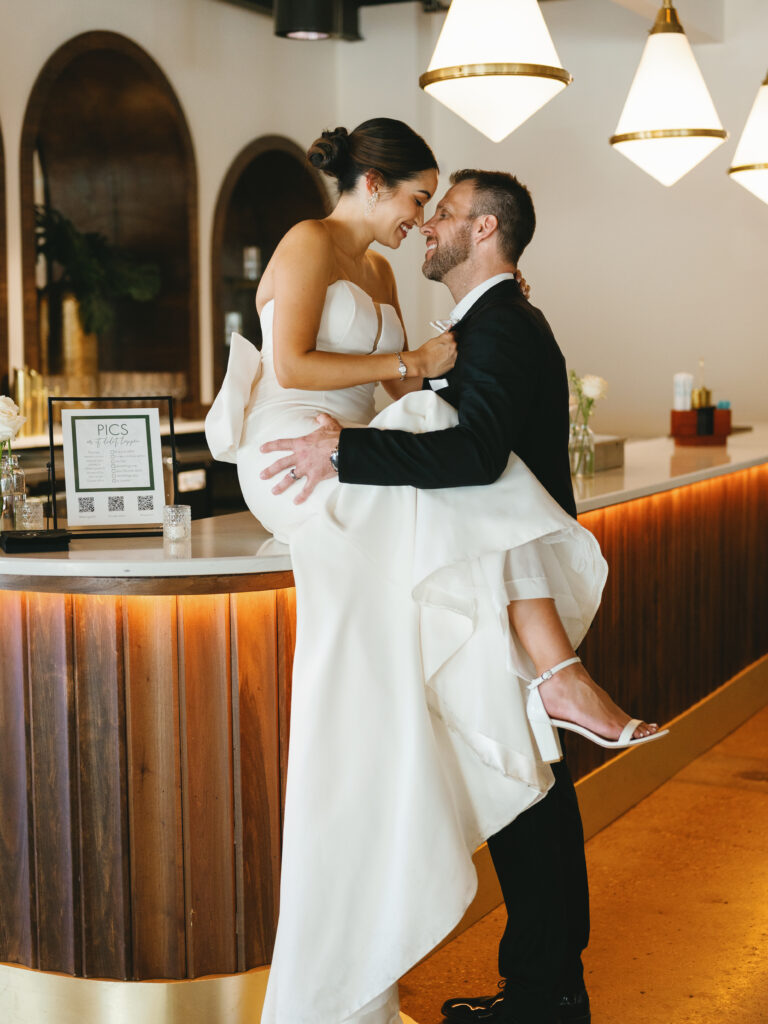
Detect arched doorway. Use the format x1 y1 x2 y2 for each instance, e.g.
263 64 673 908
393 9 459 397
20 31 199 412
211 136 330 389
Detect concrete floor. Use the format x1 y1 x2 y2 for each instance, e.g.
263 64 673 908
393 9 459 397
400 704 768 1024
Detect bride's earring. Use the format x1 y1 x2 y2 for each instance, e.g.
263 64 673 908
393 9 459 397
366 189 379 215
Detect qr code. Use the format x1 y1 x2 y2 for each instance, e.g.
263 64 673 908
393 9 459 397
137 495 154 511
78 497 95 513
108 496 125 513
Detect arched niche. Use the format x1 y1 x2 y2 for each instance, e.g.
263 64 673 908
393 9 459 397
211 136 330 389
20 32 200 413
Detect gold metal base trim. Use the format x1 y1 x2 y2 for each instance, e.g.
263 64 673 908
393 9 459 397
419 63 573 90
0 962 270 1024
0 962 422 1024
728 163 768 175
610 128 728 145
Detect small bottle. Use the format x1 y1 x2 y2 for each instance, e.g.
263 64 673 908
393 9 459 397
673 372 693 410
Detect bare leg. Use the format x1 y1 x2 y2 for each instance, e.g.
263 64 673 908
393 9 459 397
507 598 659 742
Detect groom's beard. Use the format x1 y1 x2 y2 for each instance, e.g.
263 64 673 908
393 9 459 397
422 224 472 282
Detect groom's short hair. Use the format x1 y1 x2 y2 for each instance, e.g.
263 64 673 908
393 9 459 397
450 169 536 265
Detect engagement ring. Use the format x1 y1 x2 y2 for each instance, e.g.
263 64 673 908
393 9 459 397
290 468 298 480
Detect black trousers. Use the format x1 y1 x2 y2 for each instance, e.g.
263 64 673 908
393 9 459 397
486 754 590 1023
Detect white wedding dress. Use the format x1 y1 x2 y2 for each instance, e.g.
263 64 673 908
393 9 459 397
206 279 607 1024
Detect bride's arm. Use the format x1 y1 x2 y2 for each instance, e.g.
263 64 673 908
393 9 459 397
379 262 427 400
269 222 453 390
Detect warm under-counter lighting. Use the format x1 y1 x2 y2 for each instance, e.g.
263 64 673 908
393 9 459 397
419 0 572 143
610 0 727 186
728 71 768 206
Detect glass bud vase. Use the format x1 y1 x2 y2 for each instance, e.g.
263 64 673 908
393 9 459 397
1 453 26 529
569 422 595 478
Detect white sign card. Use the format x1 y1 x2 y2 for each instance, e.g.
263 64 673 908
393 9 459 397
61 408 166 527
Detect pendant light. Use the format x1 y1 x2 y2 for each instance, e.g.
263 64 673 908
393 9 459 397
728 71 768 205
274 0 359 41
418 0 573 144
609 0 727 186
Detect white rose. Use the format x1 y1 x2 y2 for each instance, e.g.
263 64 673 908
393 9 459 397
0 395 26 442
581 375 608 401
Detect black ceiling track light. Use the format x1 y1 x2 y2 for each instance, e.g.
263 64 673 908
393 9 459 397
214 0 450 40
274 0 361 40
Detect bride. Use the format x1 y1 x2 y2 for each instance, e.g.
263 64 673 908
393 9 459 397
206 118 661 1024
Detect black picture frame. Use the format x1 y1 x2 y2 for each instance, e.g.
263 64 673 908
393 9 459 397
47 394 179 539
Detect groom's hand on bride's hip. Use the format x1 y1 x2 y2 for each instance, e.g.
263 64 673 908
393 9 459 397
260 414 342 504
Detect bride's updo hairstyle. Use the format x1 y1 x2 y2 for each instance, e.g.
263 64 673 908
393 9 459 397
307 118 437 194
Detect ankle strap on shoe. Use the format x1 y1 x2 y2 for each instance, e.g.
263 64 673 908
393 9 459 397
529 656 581 689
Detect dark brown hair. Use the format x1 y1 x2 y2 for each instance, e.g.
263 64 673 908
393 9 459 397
307 118 437 194
450 169 536 264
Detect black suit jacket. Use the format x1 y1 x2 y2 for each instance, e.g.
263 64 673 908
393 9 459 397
338 278 577 519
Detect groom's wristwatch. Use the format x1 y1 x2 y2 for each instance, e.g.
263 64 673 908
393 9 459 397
330 447 340 474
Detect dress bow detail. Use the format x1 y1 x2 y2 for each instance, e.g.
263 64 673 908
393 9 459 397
205 332 262 463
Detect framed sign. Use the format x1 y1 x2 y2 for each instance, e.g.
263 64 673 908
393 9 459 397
48 396 179 537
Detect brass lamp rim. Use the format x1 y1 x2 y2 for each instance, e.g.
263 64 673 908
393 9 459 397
419 63 573 90
728 163 768 175
610 128 728 145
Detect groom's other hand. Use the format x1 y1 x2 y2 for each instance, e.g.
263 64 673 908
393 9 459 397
260 414 342 504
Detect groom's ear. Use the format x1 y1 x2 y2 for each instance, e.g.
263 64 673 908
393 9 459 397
473 214 499 244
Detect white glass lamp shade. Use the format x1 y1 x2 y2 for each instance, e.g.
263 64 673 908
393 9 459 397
728 73 768 205
419 0 572 143
610 4 727 186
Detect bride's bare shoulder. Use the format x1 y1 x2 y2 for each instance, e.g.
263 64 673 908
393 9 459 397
275 219 335 261
257 221 334 312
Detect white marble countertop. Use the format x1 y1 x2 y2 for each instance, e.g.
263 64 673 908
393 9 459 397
573 423 768 513
1 425 766 580
0 512 292 579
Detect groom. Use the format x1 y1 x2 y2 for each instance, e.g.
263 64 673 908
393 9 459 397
261 169 591 1024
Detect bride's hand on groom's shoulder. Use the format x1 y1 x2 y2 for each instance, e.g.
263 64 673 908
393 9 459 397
260 414 342 504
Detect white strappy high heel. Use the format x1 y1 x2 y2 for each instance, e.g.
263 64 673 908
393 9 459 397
526 656 670 760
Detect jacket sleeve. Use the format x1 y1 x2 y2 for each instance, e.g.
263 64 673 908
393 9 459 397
338 304 542 489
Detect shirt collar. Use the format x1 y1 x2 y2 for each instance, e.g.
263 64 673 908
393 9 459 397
449 273 517 323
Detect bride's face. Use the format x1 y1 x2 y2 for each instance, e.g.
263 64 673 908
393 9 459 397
373 168 438 250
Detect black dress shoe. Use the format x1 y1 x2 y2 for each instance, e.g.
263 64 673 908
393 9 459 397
558 988 591 1024
441 982 590 1024
441 981 506 1021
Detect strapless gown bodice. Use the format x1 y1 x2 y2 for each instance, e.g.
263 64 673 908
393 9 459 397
223 279 404 542
248 278 404 437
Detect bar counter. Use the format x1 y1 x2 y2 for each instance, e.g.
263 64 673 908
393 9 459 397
1 427 767 1023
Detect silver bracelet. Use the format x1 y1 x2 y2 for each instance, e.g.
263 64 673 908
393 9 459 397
396 352 407 381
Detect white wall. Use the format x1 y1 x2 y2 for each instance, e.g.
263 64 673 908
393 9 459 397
0 0 766 436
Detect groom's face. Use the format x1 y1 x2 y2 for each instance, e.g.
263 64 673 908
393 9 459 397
420 182 475 282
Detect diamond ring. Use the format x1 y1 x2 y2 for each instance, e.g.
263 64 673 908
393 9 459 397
290 468 298 480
